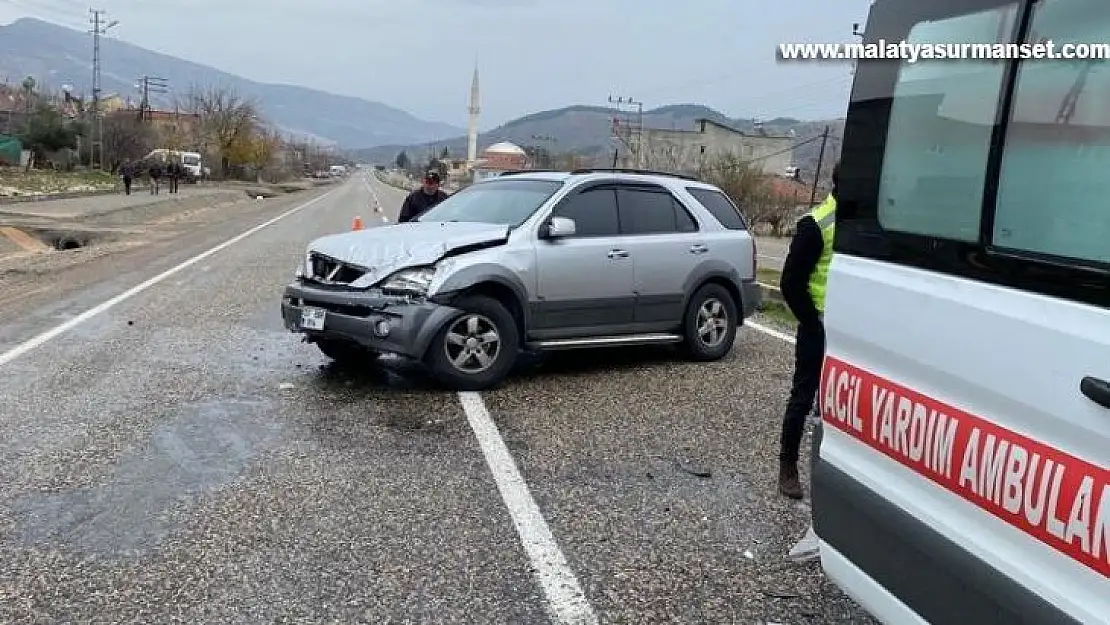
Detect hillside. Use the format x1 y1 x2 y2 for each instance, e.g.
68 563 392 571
353 103 843 180
0 17 464 148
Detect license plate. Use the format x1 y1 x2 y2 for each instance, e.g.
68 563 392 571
300 306 326 331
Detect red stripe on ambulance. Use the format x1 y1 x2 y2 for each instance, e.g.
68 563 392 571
820 356 1110 579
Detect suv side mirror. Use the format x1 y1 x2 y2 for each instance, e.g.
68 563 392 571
543 216 576 239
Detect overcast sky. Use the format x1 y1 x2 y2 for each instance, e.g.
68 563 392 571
0 0 873 129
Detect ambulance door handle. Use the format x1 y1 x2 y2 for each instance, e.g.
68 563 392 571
1080 376 1110 409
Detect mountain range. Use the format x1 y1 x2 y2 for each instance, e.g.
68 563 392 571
0 16 844 174
354 104 845 178
0 17 464 147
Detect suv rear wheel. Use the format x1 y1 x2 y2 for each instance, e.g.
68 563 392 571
680 283 738 361
425 295 519 391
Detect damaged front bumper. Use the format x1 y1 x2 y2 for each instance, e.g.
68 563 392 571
281 280 460 359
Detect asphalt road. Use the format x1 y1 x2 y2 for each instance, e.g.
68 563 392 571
0 173 875 623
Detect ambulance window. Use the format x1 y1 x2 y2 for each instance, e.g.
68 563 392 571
874 6 1018 242
992 0 1110 266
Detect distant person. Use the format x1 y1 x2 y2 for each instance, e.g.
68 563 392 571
776 161 839 499
167 161 180 194
148 161 162 194
398 170 448 222
120 160 133 195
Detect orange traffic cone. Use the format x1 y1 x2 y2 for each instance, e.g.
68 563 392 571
352 215 364 230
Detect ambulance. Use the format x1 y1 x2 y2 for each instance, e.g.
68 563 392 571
812 0 1110 623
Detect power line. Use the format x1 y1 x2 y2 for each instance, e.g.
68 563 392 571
810 125 830 205
696 134 824 175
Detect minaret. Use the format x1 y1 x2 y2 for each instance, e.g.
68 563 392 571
467 66 480 167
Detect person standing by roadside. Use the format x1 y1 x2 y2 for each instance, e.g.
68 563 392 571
398 170 449 222
776 161 839 499
168 160 180 194
148 161 163 195
120 160 133 195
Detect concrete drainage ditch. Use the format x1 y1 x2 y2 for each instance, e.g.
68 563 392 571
22 228 106 252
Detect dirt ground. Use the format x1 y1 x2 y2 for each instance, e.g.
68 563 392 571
0 182 328 311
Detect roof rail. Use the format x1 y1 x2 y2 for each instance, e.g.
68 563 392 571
569 167 699 181
495 169 565 176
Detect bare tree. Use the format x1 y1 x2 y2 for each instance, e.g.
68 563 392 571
102 110 156 171
638 135 687 173
183 85 260 179
699 152 795 236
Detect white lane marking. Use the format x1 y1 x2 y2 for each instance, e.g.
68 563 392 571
747 321 795 344
0 187 339 368
457 391 598 625
362 173 385 214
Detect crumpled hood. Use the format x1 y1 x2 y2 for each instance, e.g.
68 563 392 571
307 221 510 287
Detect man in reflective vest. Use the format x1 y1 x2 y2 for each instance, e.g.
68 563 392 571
776 161 838 499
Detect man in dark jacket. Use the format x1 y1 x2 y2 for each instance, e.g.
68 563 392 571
398 170 449 222
167 161 180 194
776 161 839 499
120 160 133 195
148 161 162 194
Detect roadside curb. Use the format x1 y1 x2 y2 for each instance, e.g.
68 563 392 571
759 282 783 304
373 171 414 192
0 188 119 205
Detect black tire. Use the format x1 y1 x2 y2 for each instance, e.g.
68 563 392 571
680 283 738 361
425 295 519 391
315 338 378 365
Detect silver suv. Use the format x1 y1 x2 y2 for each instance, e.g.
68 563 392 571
281 169 761 390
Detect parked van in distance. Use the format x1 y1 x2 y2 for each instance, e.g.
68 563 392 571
812 0 1110 623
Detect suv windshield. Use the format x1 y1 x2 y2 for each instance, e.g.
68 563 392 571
416 179 563 226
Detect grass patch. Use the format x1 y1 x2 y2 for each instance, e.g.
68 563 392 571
760 300 797 327
757 266 781 286
0 168 117 197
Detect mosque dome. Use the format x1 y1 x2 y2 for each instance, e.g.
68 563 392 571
483 142 526 156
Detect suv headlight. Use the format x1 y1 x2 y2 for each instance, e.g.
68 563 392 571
295 252 311 278
379 266 437 295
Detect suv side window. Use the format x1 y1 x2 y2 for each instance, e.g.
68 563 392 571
992 0 1109 265
873 5 1015 242
617 187 697 235
552 187 620 237
686 187 748 230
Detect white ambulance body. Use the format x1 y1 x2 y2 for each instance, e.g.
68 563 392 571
813 0 1110 623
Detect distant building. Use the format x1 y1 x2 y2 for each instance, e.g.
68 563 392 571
119 107 202 150
472 141 528 181
627 118 794 175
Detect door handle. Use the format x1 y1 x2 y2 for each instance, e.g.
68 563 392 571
607 249 629 259
689 244 709 254
1080 376 1110 409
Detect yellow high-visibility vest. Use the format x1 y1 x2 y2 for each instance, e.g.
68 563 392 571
807 195 836 312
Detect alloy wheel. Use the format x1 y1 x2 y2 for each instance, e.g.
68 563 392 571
443 313 501 374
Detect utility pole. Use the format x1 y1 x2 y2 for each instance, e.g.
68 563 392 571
809 125 830 207
607 95 643 168
89 9 119 169
530 134 555 168
851 22 864 76
137 75 168 122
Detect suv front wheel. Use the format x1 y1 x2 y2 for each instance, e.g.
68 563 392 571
680 283 738 361
425 295 520 391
